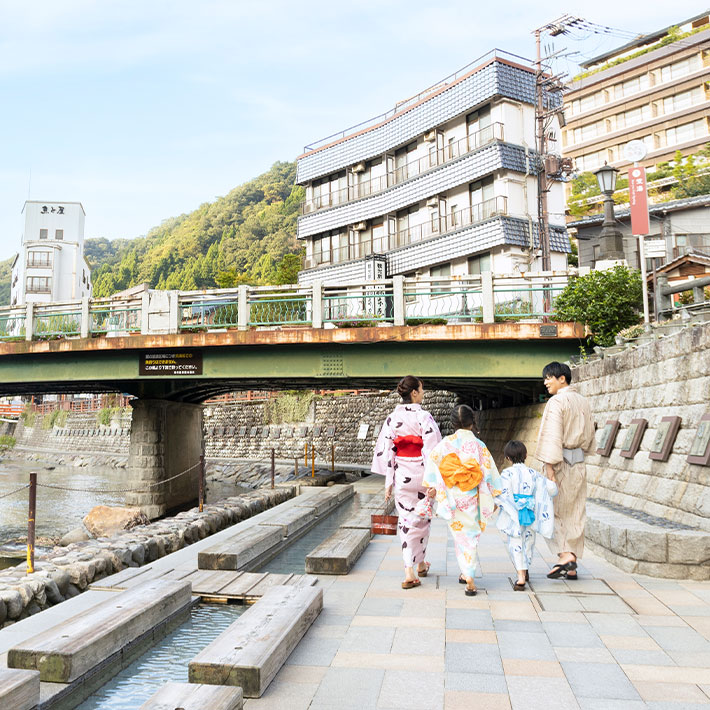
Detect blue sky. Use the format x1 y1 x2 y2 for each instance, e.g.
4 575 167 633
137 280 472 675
0 1 703 260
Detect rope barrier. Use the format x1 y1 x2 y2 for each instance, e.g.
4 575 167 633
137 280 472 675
0 483 30 499
34 461 202 495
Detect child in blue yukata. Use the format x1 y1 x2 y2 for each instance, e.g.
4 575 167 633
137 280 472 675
495 440 558 591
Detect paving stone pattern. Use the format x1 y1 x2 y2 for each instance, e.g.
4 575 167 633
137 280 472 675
243 478 710 710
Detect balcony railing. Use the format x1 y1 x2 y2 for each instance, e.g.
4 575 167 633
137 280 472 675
303 195 507 270
27 256 53 268
300 123 504 215
0 271 572 342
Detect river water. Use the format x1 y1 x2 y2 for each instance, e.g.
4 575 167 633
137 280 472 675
0 458 252 547
0 458 126 546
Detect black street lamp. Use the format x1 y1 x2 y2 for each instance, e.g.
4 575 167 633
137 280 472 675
593 163 625 261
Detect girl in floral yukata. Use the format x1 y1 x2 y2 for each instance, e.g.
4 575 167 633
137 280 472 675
496 440 557 591
423 405 502 596
371 376 442 589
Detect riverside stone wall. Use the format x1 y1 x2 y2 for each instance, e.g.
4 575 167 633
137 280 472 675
477 321 710 579
10 410 133 467
203 390 459 467
0 486 295 626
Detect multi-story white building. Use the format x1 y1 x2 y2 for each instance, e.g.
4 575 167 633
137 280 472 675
296 51 570 286
10 201 92 306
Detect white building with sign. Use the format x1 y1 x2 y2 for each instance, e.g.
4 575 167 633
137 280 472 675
10 201 92 306
295 51 570 287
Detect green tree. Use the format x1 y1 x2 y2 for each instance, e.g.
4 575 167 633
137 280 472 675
553 265 643 346
671 146 710 199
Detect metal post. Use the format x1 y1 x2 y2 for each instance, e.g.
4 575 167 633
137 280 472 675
271 448 275 489
311 445 315 478
638 234 650 326
199 454 205 512
27 472 37 574
304 442 308 467
331 443 335 473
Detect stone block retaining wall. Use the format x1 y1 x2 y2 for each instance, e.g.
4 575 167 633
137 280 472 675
10 411 132 467
203 390 458 468
0 486 295 626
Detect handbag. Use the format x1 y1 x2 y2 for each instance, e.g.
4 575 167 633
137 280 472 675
371 514 398 535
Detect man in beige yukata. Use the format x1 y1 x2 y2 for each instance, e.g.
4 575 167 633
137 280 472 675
536 361 595 580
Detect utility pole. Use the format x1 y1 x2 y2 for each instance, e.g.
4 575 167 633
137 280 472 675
534 29 551 273
532 16 581 273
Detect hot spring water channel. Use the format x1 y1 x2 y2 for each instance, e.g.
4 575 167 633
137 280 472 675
75 496 357 709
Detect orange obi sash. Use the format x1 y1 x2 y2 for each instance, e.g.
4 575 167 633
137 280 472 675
393 435 424 458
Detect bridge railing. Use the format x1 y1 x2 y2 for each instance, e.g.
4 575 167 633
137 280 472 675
0 272 575 341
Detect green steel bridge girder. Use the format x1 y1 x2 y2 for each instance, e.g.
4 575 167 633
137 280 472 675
0 339 579 402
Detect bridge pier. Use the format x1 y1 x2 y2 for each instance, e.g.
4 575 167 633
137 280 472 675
125 399 203 519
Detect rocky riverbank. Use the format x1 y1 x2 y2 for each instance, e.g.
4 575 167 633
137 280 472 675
0 486 295 626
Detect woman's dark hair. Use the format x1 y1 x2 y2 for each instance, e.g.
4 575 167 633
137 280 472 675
542 361 572 384
504 440 527 464
451 404 478 433
397 376 423 403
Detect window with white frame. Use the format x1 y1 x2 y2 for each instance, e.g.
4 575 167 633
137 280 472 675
572 120 603 143
661 55 702 83
468 252 491 274
614 104 651 130
613 74 650 100
39 228 48 240
430 263 451 294
665 118 707 146
55 229 64 240
27 251 52 267
26 276 50 292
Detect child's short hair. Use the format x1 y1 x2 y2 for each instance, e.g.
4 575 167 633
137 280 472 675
504 440 527 464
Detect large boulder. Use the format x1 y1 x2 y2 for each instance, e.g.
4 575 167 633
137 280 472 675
83 505 149 539
59 526 91 546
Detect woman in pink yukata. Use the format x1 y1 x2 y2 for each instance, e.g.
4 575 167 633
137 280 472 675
371 376 442 589
423 405 503 596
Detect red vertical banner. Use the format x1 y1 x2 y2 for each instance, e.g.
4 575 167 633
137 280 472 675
629 166 650 236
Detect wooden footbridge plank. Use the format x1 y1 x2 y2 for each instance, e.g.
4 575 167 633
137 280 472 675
7 579 192 683
0 668 40 710
258 506 317 537
188 584 323 697
198 526 284 571
305 528 371 575
140 682 243 709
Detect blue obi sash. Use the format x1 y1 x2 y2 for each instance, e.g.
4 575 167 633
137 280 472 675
513 493 535 527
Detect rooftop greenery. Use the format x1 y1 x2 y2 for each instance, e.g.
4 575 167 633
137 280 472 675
573 23 710 81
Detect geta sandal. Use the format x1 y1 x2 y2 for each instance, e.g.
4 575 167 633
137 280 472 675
464 586 477 596
513 581 526 591
401 579 421 589
418 562 431 577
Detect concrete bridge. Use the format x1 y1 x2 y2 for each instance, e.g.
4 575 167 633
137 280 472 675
0 273 584 516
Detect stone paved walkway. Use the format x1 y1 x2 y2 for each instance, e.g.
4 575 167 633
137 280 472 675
245 479 710 710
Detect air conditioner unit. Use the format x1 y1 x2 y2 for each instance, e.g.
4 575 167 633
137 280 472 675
423 130 437 142
426 196 439 208
351 221 368 231
351 161 366 173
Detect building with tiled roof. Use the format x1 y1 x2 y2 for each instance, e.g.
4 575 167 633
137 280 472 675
295 50 569 285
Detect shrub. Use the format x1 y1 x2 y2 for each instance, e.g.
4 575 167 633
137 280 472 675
0 435 16 451
553 266 643 346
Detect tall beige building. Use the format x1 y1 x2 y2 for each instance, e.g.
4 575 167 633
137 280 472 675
563 12 710 182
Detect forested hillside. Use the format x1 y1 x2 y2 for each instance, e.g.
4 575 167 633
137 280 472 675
0 258 12 305
0 161 304 305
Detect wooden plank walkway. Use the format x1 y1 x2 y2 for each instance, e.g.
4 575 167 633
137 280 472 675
0 668 40 710
140 682 243 710
189 584 323 697
8 579 191 683
91 566 316 603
